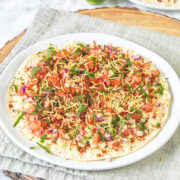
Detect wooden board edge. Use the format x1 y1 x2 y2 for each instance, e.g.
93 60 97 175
77 6 180 24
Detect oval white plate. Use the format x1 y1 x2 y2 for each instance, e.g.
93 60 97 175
129 0 180 10
0 33 179 171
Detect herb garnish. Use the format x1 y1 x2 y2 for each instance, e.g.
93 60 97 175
36 142 52 154
13 111 25 127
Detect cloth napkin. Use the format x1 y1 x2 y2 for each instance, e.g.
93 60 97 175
0 8 180 180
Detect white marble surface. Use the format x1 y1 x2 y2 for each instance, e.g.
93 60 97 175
0 0 180 179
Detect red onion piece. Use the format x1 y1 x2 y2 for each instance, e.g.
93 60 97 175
134 55 141 60
106 45 113 51
22 85 26 95
114 50 118 55
105 132 113 141
104 81 108 87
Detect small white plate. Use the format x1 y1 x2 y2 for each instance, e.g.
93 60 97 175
0 33 179 171
129 0 180 10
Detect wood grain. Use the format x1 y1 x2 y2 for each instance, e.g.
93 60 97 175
1 6 180 180
78 7 180 36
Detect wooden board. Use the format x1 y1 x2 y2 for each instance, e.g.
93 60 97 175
1 6 180 180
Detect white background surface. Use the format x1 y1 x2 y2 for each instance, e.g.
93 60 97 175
0 0 180 179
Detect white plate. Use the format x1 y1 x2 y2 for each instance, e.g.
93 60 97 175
129 0 180 10
0 33 179 171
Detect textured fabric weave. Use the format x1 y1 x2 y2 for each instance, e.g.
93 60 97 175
0 8 179 180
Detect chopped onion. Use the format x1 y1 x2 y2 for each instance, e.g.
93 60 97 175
105 132 113 141
76 134 82 141
134 55 141 60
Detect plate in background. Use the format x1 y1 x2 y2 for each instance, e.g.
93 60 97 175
129 0 180 10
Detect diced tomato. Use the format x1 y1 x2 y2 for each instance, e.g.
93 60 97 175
26 107 36 115
29 120 42 132
144 103 153 112
152 70 160 78
92 78 99 84
141 61 152 68
112 79 122 87
106 107 114 113
120 112 128 116
58 129 65 137
132 113 141 121
112 141 120 148
101 75 110 86
58 89 65 98
132 76 142 86
93 133 100 144
99 97 105 107
41 121 48 128
123 129 131 137
55 51 62 57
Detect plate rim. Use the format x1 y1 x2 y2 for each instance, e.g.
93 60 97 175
0 32 180 171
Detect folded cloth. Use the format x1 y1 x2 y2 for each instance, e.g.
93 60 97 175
0 8 179 180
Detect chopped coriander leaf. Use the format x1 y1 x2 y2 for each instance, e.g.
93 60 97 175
11 84 18 92
41 87 55 92
36 142 52 154
46 44 57 60
65 108 71 114
155 122 161 127
78 43 90 50
140 88 150 100
93 112 97 124
29 146 35 149
31 66 41 78
70 65 79 76
111 115 120 128
121 54 132 67
124 114 132 120
120 120 125 130
121 74 124 86
130 106 142 114
13 111 25 127
100 123 108 127
77 101 87 114
98 132 105 142
65 125 69 133
53 100 60 107
127 84 132 92
155 83 164 95
74 48 82 56
46 117 50 124
83 70 95 79
111 128 117 138
74 127 79 136
31 112 38 115
147 83 150 88
139 122 146 131
40 134 47 143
